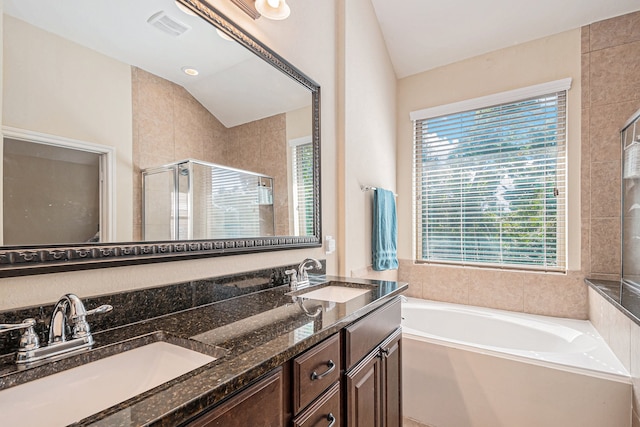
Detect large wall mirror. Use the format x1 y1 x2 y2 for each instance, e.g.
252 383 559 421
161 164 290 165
0 0 321 276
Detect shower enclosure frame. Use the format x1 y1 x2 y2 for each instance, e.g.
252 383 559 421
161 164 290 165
621 107 640 288
142 159 275 242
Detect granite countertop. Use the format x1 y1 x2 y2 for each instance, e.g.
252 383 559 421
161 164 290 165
0 275 406 426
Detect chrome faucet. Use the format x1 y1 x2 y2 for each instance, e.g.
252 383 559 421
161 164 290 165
285 258 322 291
0 294 112 364
48 293 112 345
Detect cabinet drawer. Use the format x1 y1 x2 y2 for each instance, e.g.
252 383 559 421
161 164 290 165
345 297 401 369
293 333 341 414
293 381 341 427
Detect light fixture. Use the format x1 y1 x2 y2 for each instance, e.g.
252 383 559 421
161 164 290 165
254 0 290 20
181 66 199 76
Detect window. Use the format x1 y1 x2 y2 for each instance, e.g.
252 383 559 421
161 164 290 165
290 138 314 236
412 80 570 271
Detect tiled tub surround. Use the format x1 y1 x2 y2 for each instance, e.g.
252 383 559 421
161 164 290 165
587 279 640 427
0 266 405 426
398 260 588 319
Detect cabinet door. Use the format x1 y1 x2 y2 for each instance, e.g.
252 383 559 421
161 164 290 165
346 352 381 427
187 368 283 427
381 332 401 427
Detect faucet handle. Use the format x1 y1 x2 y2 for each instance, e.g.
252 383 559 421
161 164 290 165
71 304 112 321
0 318 40 356
70 304 112 339
0 318 37 333
84 304 113 317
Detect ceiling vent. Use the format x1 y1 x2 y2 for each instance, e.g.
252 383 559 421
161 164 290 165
147 11 191 37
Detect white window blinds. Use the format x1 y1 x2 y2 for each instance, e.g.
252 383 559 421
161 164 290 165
292 141 314 236
413 89 567 271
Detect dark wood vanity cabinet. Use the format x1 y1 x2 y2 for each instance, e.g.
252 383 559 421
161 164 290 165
344 331 401 427
186 297 401 427
345 299 402 427
187 367 285 427
380 331 402 427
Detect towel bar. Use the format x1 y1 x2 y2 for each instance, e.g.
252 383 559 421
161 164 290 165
361 185 397 197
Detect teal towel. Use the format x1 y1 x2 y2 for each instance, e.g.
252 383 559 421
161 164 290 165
372 188 398 271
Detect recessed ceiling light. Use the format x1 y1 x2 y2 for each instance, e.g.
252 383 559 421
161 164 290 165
216 28 234 41
181 66 199 76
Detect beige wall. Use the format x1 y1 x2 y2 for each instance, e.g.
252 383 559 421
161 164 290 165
397 30 586 318
2 15 133 242
338 0 397 279
286 106 312 141
0 1 335 310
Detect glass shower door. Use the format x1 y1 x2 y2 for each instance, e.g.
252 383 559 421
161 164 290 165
142 166 178 241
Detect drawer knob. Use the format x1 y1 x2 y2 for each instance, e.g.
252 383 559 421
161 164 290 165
326 413 336 427
310 359 335 380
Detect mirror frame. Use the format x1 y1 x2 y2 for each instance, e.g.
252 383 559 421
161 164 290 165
0 0 321 278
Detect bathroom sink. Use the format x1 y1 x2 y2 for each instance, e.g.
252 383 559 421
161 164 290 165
0 341 216 426
296 285 371 303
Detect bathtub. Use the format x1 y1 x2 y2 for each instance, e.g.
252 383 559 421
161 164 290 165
401 297 632 427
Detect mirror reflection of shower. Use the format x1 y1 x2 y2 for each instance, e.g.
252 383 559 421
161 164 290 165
142 159 274 240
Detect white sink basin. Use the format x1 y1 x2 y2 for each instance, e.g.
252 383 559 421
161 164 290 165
0 341 215 426
298 286 370 303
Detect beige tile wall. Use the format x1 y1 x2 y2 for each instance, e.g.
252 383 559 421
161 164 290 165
583 11 640 281
398 260 588 318
131 67 289 239
583 11 640 425
576 11 640 423
226 115 290 235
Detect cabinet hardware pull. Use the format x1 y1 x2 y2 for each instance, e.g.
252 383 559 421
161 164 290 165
311 360 335 380
326 413 336 427
380 348 390 357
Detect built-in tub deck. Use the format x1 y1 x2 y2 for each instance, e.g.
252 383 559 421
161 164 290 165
402 297 631 427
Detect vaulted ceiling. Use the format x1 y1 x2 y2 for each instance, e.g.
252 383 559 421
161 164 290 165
370 0 640 78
